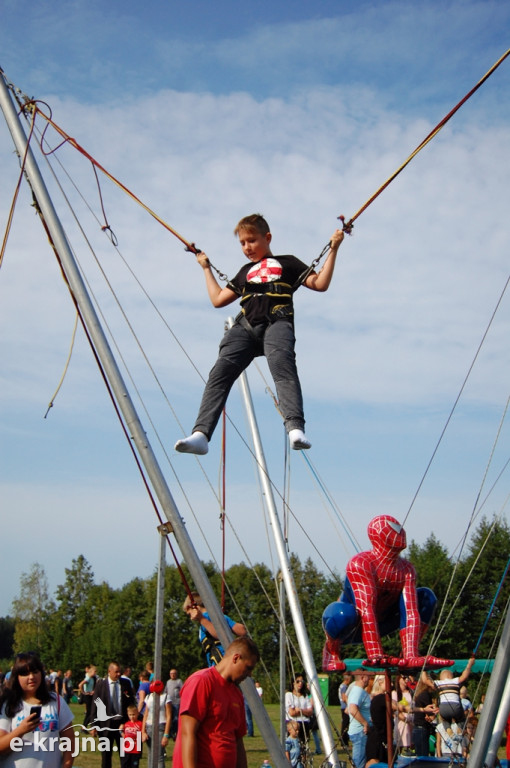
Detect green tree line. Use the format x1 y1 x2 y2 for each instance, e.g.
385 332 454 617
1 515 508 701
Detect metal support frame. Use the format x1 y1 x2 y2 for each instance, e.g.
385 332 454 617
0 71 288 768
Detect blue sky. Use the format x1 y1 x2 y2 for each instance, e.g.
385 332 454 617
1 0 510 620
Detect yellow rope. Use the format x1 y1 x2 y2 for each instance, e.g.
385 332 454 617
32 104 200 253
22 48 510 250
0 108 38 268
346 47 510 228
44 311 79 418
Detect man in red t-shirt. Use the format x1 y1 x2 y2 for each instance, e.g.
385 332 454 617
173 636 260 768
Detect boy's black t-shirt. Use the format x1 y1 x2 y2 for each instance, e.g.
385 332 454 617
230 254 310 325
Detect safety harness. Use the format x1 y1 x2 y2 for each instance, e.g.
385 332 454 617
240 279 294 318
200 630 224 666
234 278 297 348
435 682 461 697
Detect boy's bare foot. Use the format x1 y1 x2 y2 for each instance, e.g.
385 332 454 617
289 429 311 450
174 431 209 455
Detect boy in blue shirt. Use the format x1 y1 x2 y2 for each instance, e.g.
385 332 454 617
285 721 304 768
182 591 247 667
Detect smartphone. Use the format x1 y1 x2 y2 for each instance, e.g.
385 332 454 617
30 706 42 720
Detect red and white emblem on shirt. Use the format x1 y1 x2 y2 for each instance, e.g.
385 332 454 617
247 258 282 283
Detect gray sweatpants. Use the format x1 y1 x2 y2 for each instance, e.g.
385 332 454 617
193 319 305 439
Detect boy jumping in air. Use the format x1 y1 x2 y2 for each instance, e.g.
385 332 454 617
175 214 344 455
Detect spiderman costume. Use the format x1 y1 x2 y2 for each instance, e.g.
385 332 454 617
322 515 453 671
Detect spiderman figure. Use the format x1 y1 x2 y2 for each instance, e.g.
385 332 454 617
322 515 453 670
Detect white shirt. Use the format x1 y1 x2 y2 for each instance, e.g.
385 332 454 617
0 696 73 768
144 693 170 726
285 691 310 723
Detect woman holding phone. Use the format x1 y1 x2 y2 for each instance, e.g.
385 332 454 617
0 652 75 768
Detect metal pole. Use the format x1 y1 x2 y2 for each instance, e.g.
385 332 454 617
279 572 287 745
234 318 340 767
484 670 510 768
149 523 168 768
467 605 510 768
0 71 288 768
154 524 168 685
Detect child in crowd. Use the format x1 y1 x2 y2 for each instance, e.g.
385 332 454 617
463 718 477 759
120 705 143 768
182 591 246 667
285 720 304 768
175 214 344 455
435 717 465 758
435 657 475 725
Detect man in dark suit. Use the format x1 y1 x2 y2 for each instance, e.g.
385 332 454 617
90 661 135 768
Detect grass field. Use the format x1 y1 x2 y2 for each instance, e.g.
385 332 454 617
67 702 507 768
68 702 346 768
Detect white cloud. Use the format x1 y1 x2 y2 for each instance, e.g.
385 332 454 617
4 84 509 415
1 1 510 619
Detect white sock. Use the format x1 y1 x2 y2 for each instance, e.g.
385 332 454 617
174 431 209 455
289 429 311 450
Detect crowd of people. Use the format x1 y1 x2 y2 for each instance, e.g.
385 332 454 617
0 655 187 768
0 613 507 768
281 657 505 768
0 592 263 768
338 658 487 768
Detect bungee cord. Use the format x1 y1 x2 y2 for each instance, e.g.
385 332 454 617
0 103 37 269
30 190 198 603
457 457 510 544
467 592 510 718
36 125 346 603
339 47 510 234
13 109 346 692
473 556 510 656
10 57 509 566
2 106 508 768
423 514 507 657
6 46 508 292
464 392 510 532
297 453 361 557
2 77 507 768
11 97 510 672
401 269 510 527
415 388 510 665
16 94 234 286
31 101 200 251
